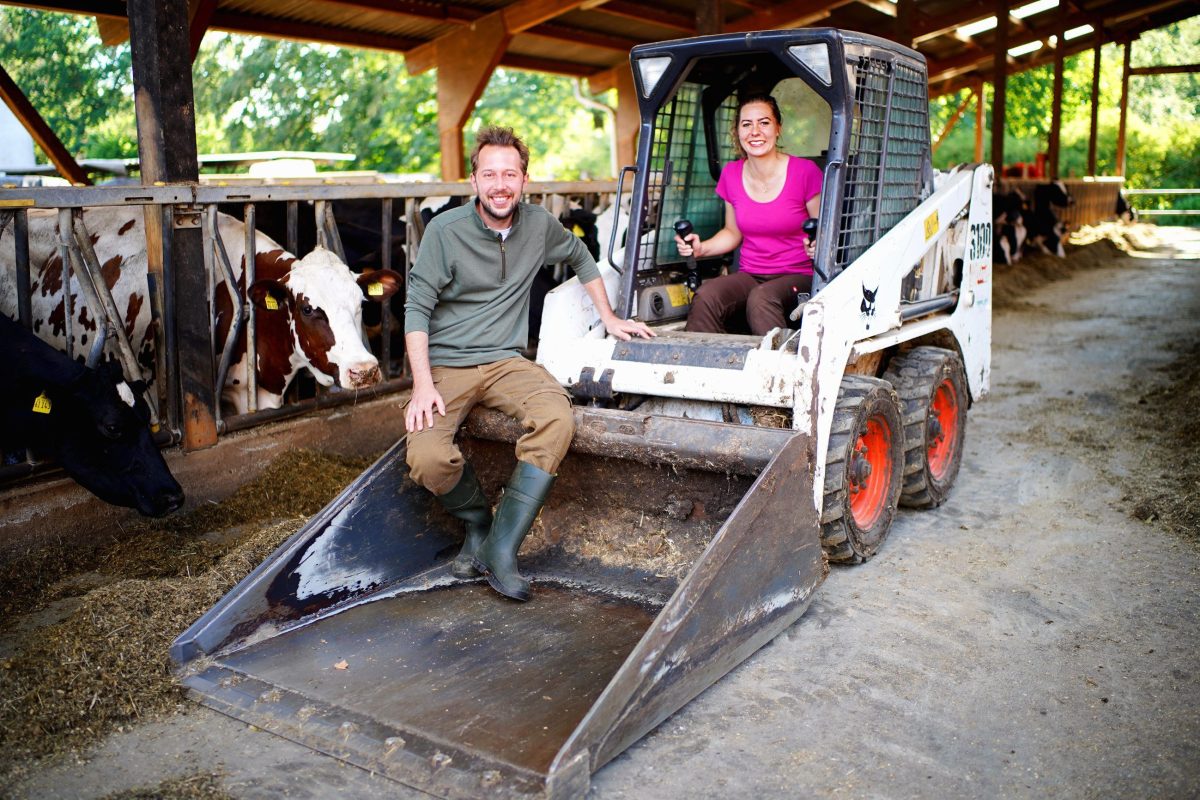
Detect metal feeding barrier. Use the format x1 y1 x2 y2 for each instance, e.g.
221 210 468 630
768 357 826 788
0 179 617 483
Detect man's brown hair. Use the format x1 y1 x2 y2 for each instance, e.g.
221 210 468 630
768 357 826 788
470 126 530 175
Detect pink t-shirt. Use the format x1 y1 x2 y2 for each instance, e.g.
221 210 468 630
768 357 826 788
715 155 823 276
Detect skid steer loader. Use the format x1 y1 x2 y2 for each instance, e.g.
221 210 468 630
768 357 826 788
173 28 992 800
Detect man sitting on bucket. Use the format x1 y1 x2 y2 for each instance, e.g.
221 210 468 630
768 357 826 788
404 126 654 602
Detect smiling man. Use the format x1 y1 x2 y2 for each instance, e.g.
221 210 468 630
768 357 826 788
403 126 653 602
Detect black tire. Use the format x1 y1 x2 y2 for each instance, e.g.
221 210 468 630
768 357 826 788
820 375 905 564
882 347 969 509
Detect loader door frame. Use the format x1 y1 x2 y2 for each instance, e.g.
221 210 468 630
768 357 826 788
620 29 933 321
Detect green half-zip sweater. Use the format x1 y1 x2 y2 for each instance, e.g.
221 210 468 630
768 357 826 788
404 200 601 367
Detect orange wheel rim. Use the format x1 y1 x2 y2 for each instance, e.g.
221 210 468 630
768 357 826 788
849 414 893 530
927 379 960 481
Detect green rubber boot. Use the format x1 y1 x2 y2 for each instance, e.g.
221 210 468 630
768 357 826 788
436 463 493 579
472 460 556 602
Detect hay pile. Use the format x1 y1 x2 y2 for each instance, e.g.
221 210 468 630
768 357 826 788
1121 339 1200 542
991 222 1153 310
0 449 373 779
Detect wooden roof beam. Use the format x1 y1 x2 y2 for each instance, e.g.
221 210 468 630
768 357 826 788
316 0 484 25
406 0 597 74
525 23 640 53
211 10 424 52
592 0 694 33
727 0 850 33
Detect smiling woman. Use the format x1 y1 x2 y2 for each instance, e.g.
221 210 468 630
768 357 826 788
673 93 825 335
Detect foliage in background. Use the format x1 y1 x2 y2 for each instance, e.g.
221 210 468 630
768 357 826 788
0 9 136 159
930 16 1199 218
0 9 615 179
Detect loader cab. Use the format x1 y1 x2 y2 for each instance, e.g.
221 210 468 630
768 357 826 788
616 29 934 327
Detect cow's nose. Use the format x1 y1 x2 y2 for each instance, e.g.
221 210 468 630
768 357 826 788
347 363 382 387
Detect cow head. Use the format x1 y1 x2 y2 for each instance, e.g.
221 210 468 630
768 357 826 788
52 361 185 517
248 247 402 392
1035 181 1074 211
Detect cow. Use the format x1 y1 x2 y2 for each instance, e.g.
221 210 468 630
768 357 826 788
1 313 184 517
1027 181 1074 258
992 187 1028 266
0 206 403 416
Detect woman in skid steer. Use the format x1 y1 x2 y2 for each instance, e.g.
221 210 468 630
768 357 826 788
674 94 823 335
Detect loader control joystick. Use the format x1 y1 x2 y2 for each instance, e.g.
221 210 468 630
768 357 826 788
802 217 818 244
673 219 701 292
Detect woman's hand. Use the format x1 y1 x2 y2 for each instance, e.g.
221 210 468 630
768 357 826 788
674 232 702 259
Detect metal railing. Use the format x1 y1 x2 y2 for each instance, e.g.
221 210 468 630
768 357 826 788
1123 188 1200 218
1 179 617 479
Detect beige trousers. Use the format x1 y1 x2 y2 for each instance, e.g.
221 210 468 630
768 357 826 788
405 356 574 495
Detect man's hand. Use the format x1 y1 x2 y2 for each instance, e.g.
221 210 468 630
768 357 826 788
405 382 446 432
603 316 656 341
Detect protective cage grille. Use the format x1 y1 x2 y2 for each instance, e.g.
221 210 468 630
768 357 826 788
835 56 929 273
641 83 738 273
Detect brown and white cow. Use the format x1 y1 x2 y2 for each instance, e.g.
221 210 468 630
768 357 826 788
0 206 402 415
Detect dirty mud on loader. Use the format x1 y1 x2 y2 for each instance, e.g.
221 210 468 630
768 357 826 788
174 29 992 800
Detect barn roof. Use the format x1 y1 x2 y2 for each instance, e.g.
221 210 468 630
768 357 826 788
11 0 1198 95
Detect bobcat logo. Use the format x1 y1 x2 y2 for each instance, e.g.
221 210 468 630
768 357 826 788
861 284 878 317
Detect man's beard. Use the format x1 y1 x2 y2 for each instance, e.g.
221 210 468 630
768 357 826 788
478 192 519 225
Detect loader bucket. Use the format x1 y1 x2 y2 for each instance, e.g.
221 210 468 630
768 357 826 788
172 406 825 799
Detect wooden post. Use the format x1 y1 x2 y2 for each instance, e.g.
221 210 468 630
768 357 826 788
1047 7 1065 180
975 79 985 163
128 0 216 449
991 0 1007 173
590 65 639 171
696 0 722 36
406 16 510 180
1087 34 1102 175
894 0 915 49
1116 40 1132 177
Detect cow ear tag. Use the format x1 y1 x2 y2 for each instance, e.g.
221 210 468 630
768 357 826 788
33 392 52 414
368 281 384 297
264 294 279 311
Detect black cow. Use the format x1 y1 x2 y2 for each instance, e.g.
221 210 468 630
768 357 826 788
1 314 184 517
1027 181 1074 258
992 188 1028 266
1116 191 1137 223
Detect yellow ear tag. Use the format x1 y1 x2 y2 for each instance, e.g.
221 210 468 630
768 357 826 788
368 281 384 297
33 392 52 414
264 294 279 311
572 223 585 237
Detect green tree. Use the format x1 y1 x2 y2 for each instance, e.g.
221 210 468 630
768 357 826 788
0 7 136 159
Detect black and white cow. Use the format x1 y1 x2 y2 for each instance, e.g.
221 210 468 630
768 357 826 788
1027 181 1074 258
992 187 1028 266
1 313 184 517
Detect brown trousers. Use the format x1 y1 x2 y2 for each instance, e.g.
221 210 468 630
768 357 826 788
685 271 813 336
405 356 574 495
